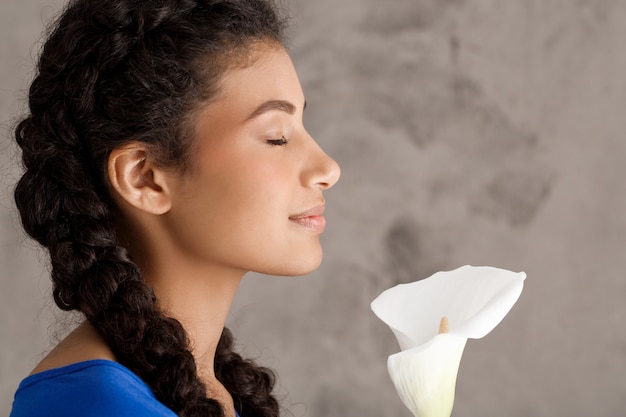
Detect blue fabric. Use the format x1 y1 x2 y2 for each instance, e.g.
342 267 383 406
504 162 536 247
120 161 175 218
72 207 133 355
10 359 240 417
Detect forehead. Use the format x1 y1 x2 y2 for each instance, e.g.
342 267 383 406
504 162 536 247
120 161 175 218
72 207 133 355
207 43 305 121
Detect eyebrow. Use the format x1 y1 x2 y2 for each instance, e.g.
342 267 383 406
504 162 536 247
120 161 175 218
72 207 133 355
245 99 306 121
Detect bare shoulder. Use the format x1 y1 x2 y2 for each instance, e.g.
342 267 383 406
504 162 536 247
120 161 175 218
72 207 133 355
30 322 117 375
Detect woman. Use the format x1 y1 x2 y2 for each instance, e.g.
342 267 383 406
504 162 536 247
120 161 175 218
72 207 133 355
9 0 340 416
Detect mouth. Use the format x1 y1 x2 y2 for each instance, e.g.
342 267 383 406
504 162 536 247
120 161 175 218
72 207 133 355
289 204 326 232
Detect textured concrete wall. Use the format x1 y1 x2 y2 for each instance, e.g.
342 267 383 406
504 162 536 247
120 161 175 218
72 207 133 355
2 1 625 416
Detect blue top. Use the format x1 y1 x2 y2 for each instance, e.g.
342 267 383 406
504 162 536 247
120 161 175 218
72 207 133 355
10 360 239 417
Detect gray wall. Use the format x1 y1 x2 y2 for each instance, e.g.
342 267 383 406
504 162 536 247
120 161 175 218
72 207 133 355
2 0 625 416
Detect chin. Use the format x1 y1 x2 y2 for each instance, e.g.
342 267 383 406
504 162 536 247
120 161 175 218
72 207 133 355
264 251 324 277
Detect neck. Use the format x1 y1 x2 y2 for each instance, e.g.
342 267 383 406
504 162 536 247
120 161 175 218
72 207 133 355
117 213 246 387
144 258 244 382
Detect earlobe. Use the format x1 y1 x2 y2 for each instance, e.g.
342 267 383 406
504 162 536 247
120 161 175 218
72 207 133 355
107 144 172 215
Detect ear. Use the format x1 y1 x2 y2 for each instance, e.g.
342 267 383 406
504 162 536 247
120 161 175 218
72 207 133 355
107 143 172 215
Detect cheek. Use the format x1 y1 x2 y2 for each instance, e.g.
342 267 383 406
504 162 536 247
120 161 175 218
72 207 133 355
173 161 286 242
166 149 321 274
216 155 295 209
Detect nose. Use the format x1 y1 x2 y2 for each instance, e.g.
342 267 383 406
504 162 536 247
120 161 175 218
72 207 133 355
303 134 341 190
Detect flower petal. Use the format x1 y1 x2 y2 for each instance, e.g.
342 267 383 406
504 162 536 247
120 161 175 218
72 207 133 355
388 333 467 417
370 265 526 347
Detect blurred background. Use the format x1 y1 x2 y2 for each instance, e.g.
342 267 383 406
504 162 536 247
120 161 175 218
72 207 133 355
1 0 625 416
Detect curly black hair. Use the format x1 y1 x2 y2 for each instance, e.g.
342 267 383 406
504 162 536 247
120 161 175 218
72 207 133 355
13 0 287 416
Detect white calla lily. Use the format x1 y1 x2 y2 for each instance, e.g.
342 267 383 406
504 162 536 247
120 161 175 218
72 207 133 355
371 265 526 417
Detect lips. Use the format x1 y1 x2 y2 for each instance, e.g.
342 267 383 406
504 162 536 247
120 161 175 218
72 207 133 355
289 204 326 232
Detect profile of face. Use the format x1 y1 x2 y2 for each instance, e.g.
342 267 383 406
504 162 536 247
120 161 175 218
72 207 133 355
155 42 340 277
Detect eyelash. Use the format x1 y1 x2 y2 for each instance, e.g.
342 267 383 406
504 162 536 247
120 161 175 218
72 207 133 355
266 136 288 146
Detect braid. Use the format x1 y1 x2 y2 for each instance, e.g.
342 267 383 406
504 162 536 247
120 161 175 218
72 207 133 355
216 328 280 416
15 111 223 416
14 1 285 416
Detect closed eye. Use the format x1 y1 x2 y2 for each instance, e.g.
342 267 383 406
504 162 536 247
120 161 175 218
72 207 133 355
267 136 288 146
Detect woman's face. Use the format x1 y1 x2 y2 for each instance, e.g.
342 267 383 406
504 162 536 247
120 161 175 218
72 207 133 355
161 43 340 277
